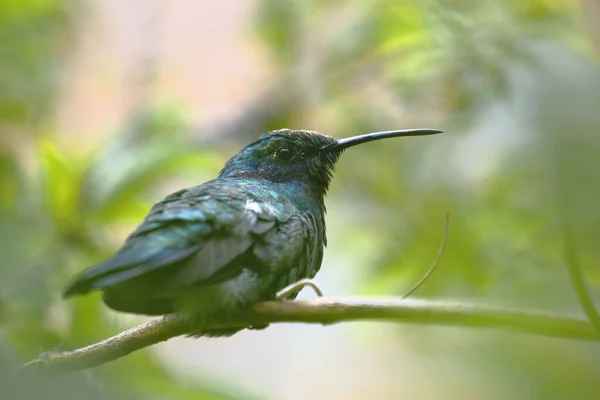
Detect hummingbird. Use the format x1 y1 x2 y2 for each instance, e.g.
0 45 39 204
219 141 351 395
63 128 441 334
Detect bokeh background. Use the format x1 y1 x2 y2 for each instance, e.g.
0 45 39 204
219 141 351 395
2 0 600 399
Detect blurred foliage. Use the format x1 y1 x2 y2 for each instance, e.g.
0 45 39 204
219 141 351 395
1 0 600 399
0 0 73 129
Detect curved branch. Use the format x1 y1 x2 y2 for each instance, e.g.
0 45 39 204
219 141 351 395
562 228 600 334
402 212 449 298
23 297 599 373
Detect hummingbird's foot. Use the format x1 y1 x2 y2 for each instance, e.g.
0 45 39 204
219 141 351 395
275 278 323 300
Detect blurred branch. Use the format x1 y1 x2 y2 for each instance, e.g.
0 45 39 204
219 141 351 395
23 297 599 373
552 135 600 336
562 228 600 334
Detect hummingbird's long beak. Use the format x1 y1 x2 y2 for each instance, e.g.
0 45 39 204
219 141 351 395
322 128 443 152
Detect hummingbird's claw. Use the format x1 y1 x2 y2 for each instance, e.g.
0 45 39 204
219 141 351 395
275 278 324 300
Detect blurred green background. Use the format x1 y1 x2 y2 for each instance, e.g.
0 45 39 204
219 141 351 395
1 0 600 399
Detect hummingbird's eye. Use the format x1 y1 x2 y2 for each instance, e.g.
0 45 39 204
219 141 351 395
276 147 294 162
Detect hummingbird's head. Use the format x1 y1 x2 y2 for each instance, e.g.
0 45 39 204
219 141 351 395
219 128 442 196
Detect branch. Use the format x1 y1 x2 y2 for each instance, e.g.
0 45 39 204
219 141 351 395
23 297 599 373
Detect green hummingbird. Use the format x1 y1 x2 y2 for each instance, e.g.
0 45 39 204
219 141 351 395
63 128 442 334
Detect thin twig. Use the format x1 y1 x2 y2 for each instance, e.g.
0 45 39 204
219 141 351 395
23 297 599 373
403 212 450 299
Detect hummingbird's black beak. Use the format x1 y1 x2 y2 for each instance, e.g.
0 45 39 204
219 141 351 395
322 128 443 152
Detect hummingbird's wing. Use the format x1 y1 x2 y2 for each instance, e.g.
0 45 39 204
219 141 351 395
62 178 299 313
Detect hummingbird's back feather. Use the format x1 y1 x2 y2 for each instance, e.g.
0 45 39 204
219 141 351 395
63 178 308 316
62 240 202 296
